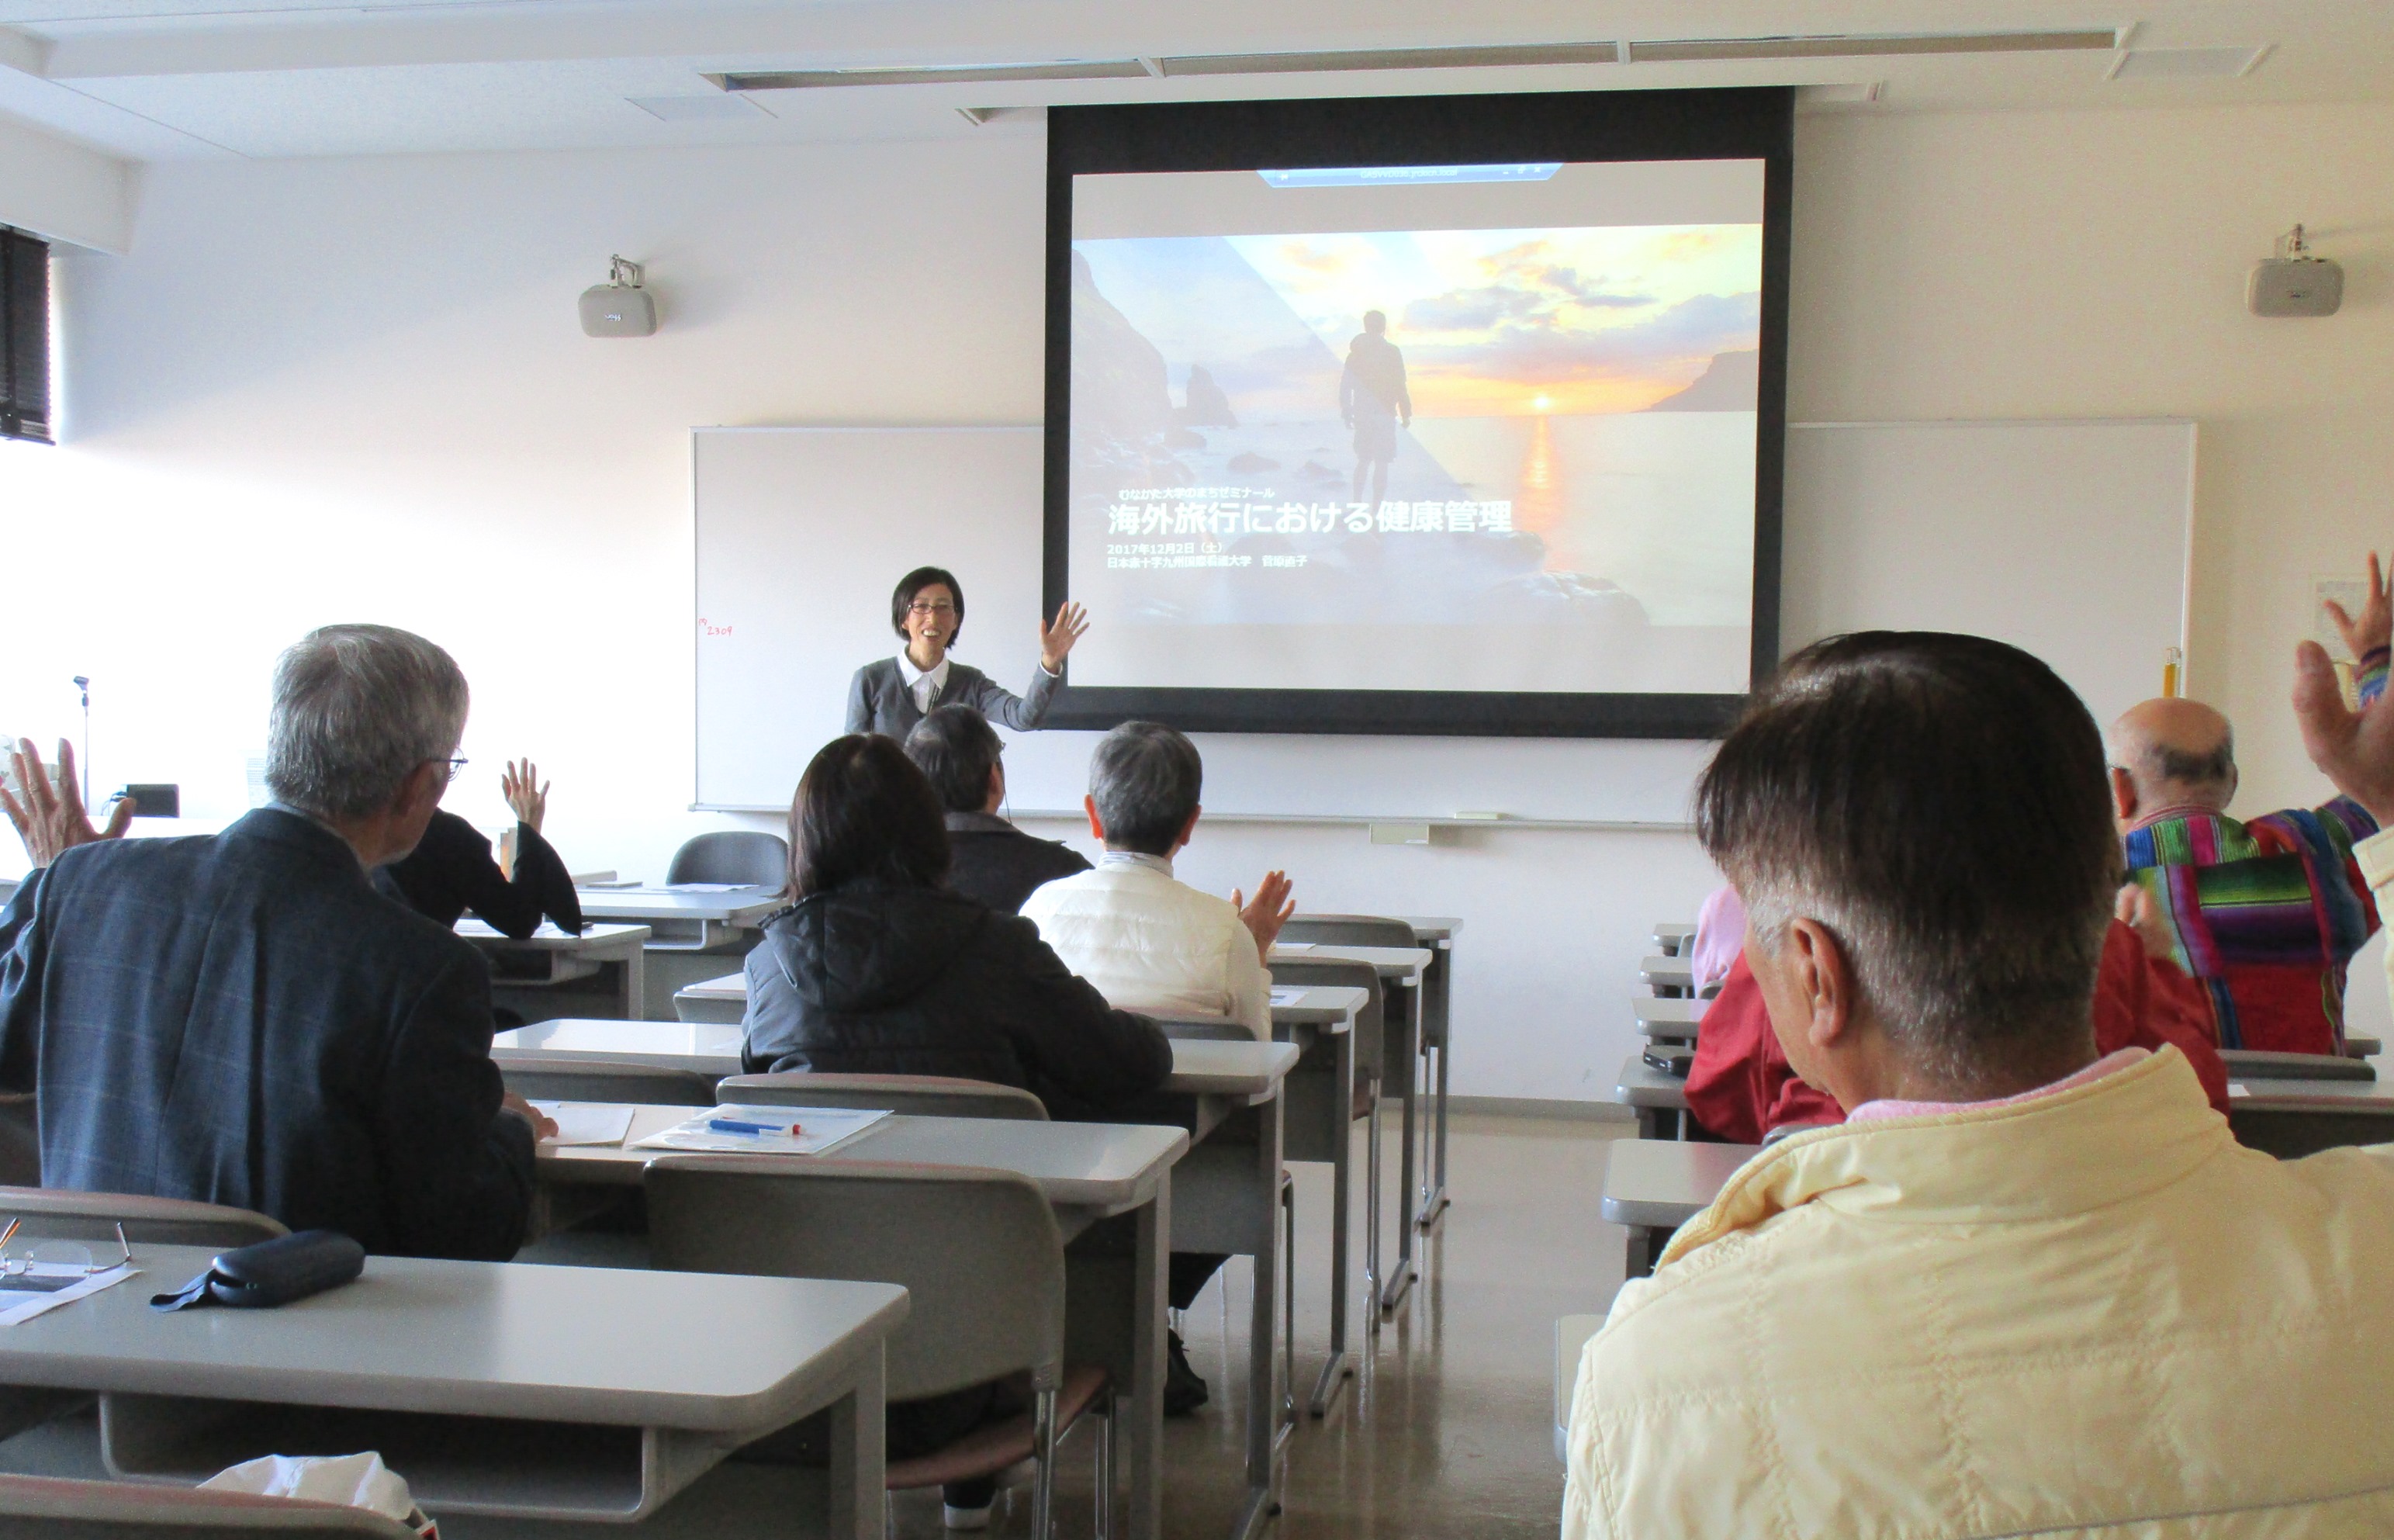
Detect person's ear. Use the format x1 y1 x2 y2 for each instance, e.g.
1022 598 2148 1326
1782 916 1856 1053
987 761 1007 812
2109 766 2139 823
1083 794 1105 842
395 760 447 820
2224 764 2240 806
1173 804 1202 852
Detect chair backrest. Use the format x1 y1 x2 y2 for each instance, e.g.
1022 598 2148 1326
646 1156 1064 1400
0 1188 285 1250
1266 957 1386 1083
717 1072 1047 1121
0 1094 37 1187
0 1475 419 1538
2218 1049 2377 1083
495 1057 717 1106
666 831 790 889
1278 914 1420 951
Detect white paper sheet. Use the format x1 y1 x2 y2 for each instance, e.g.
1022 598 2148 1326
632 1105 891 1157
0 1263 139 1327
1268 986 1307 1005
1272 942 1316 953
532 1102 638 1147
665 882 749 893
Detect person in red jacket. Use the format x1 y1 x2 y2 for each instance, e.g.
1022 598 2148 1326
1687 912 2233 1143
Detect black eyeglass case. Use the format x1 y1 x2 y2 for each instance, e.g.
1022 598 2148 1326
150 1230 365 1312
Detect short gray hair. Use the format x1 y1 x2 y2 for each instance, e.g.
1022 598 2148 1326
1088 722 1202 856
265 625 469 820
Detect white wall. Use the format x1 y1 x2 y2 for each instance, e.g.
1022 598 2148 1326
0 112 136 254
3 96 2390 1102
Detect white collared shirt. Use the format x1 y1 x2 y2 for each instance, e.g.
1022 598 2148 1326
894 652 952 717
1098 850 1174 879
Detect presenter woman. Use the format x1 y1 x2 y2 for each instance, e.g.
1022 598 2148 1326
845 565 1090 739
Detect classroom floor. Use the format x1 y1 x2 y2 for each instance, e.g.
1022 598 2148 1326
912 1110 1631 1539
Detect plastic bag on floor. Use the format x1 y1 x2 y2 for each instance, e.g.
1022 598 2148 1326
199 1451 438 1538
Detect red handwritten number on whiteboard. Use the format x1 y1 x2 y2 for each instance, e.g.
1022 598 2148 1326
700 619 733 637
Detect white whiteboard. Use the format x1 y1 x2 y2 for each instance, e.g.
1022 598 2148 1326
694 420 2192 819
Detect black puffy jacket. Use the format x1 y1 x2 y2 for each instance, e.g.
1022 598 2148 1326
740 878 1172 1120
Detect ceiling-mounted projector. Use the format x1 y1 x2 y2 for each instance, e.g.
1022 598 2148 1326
2249 225 2342 317
580 254 657 337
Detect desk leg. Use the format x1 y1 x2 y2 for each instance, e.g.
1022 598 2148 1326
1379 981 1421 1315
1126 1181 1168 1540
825 1347 885 1540
620 945 646 1023
1417 952 1451 1230
1309 1026 1356 1416
1232 1088 1285 1540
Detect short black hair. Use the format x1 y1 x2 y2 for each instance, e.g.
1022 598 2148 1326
1088 721 1202 856
1695 632 2119 1085
891 566 964 643
788 734 950 898
2154 736 2237 791
905 705 1002 815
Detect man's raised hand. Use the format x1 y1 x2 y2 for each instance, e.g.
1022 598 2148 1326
2295 640 2394 826
0 739 133 869
2323 551 2394 662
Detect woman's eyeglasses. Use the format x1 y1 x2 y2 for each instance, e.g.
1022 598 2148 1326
907 601 957 618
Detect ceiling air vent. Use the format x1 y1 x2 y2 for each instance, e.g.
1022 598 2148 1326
714 28 2128 92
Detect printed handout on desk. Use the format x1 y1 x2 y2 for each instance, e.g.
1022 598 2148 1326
1273 942 1316 953
666 882 749 894
0 1263 139 1327
1268 986 1308 1006
632 1105 891 1157
532 1102 638 1147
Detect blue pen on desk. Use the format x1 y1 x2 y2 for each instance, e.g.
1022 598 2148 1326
709 1117 802 1137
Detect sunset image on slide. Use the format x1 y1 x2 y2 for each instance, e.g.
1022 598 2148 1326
1065 161 1764 697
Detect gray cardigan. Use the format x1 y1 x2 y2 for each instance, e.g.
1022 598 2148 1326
846 656 1060 739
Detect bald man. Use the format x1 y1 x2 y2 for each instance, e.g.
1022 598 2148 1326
2112 589 2390 1054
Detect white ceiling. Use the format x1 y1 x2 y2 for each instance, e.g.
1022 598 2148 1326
0 0 2389 161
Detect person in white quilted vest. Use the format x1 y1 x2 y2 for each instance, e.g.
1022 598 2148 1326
1564 629 2394 1539
1021 721 1293 1041
1020 719 1296 1417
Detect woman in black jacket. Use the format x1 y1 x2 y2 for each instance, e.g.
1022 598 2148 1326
742 735 1173 1524
742 734 1169 1120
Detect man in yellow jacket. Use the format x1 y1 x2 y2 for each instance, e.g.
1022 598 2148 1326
1565 630 2394 1538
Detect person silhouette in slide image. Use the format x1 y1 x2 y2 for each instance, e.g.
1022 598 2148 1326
1341 309 1411 516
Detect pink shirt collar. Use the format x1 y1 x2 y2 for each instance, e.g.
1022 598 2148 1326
1848 1047 2150 1123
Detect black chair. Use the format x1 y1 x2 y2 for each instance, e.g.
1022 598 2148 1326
666 832 788 889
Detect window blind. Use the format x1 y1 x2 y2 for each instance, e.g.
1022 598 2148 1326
1 229 52 445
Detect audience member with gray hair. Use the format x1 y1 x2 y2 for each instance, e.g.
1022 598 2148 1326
0 623 551 1259
1018 720 1295 1411
1564 630 2394 1538
1021 721 1294 1039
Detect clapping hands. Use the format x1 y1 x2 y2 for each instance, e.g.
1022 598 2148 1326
1233 870 1297 963
0 739 132 869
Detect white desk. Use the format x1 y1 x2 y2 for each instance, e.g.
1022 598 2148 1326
1396 916 1462 1230
457 921 650 1020
674 971 746 1024
1632 997 1707 1042
1614 1054 1693 1140
0 1246 904 1537
1638 955 1697 996
1159 985 1369 1419
1272 943 1434 1316
572 887 783 951
1600 1137 1762 1278
534 1100 1184 1540
1651 920 1697 957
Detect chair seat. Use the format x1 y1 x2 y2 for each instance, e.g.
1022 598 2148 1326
885 1365 1109 1492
